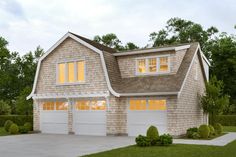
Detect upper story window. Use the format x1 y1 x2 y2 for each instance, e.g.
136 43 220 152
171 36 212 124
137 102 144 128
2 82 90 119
136 55 169 75
57 60 85 84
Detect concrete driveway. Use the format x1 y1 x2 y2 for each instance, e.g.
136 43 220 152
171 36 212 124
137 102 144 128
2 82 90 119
0 134 135 157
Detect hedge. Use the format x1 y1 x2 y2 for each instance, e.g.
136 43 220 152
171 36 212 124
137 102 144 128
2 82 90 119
0 115 33 127
215 115 236 126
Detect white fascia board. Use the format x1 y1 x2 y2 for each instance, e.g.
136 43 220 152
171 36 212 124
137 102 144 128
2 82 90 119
113 45 190 56
200 50 211 66
177 44 200 98
27 32 120 100
119 92 178 96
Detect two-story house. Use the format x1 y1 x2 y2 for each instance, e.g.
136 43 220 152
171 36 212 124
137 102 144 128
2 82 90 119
27 32 210 136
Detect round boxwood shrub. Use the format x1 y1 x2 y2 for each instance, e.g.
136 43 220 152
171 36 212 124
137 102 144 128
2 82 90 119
9 123 19 134
192 132 200 139
4 120 13 132
146 125 159 145
214 123 223 134
208 125 215 136
186 127 198 138
159 134 173 146
19 126 28 134
135 135 151 147
24 122 33 131
198 124 210 139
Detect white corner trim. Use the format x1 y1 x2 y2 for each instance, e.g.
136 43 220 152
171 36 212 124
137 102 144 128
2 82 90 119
27 32 120 100
200 50 211 66
113 45 190 56
177 44 200 98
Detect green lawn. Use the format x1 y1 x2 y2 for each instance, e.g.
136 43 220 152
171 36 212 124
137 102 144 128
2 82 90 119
84 140 236 157
83 126 236 157
0 127 9 136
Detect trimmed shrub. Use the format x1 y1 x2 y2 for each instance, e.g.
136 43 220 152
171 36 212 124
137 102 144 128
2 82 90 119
146 126 159 145
198 124 210 139
214 123 223 134
4 120 13 132
24 122 33 131
135 135 151 147
192 132 200 139
9 123 19 134
0 115 33 127
186 127 198 138
159 134 173 146
215 115 236 126
19 126 28 134
208 125 215 136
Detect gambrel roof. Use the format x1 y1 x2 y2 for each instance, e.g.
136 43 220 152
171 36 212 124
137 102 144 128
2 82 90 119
27 32 209 99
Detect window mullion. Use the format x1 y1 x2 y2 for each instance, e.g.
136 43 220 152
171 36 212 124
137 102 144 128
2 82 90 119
74 62 77 82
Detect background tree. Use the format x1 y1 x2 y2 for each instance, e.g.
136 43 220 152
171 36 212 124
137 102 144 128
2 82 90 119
16 86 33 115
200 76 229 124
0 100 11 115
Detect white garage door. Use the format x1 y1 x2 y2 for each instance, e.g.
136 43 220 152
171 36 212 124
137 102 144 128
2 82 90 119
74 100 106 136
40 101 68 134
127 99 167 136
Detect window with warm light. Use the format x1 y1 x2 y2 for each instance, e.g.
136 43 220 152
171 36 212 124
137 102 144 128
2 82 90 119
58 63 65 83
148 100 166 110
136 56 169 75
137 59 146 73
159 57 168 72
75 100 90 110
129 99 146 110
91 100 106 110
43 102 54 110
57 60 85 84
55 102 68 110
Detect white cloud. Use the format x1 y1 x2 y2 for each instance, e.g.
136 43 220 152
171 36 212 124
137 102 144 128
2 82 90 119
0 0 235 55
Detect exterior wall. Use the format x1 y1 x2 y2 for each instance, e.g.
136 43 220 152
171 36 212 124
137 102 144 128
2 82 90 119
35 37 108 94
172 53 206 136
117 49 186 78
107 95 127 135
33 101 40 131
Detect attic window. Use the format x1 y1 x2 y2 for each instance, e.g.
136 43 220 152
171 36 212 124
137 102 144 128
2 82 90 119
57 60 85 84
136 55 170 75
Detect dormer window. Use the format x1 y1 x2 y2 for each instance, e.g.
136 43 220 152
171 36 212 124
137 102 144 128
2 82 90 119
136 55 169 75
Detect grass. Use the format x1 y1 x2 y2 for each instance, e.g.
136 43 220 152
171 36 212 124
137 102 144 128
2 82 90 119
0 127 9 136
224 126 236 132
83 126 236 157
83 140 236 157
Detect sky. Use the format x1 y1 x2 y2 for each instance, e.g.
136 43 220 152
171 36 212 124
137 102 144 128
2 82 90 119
0 0 235 55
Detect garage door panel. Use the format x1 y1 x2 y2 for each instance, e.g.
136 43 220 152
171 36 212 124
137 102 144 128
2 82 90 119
74 111 106 124
74 123 106 136
41 123 68 134
128 111 166 124
41 112 68 123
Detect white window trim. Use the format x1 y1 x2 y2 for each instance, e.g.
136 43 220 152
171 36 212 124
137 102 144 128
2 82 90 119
56 59 86 85
135 55 170 76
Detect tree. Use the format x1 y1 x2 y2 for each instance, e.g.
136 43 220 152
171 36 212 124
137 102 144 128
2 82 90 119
209 34 236 113
149 17 218 58
15 86 33 115
93 33 139 51
0 100 11 115
200 76 229 124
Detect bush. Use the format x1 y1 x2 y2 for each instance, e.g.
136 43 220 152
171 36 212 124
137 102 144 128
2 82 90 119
4 120 13 132
198 124 210 139
9 123 19 134
186 127 198 138
146 126 159 145
19 126 28 134
192 132 200 139
135 135 151 147
0 115 33 127
214 123 223 134
159 134 173 146
24 122 33 131
215 115 236 126
208 125 215 136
